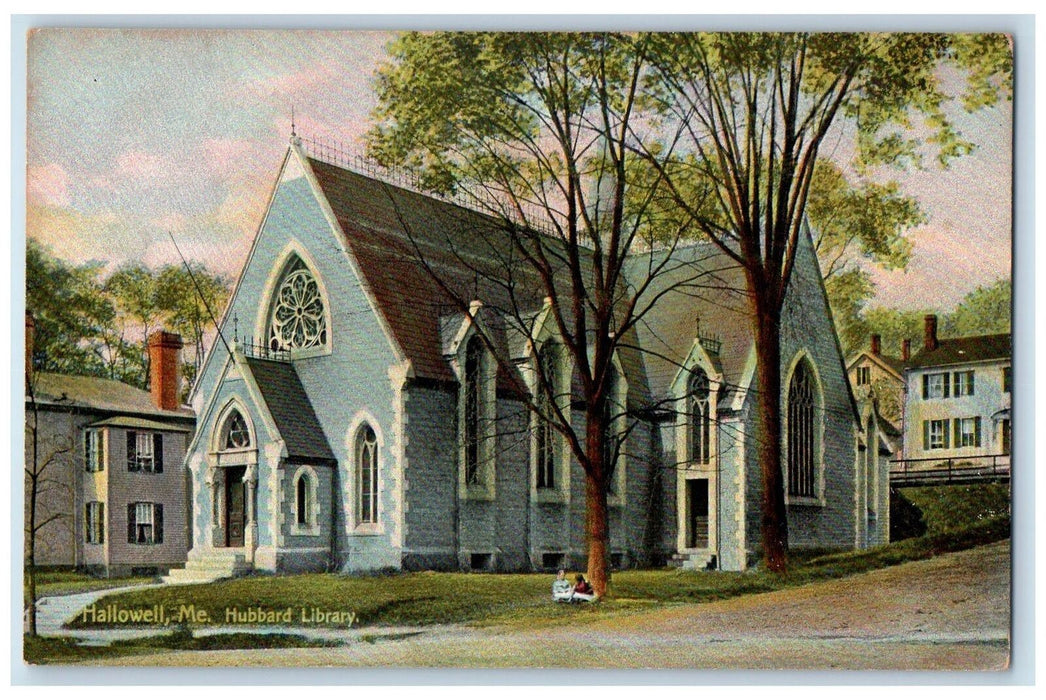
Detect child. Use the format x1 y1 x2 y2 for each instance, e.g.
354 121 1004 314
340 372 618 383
571 573 595 602
552 569 573 602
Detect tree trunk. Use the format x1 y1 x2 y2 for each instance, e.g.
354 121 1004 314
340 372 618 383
584 407 611 597
26 398 38 637
754 302 790 573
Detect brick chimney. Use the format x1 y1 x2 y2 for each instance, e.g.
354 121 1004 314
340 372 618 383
25 311 35 388
148 330 183 411
902 339 911 362
923 314 939 352
870 333 881 356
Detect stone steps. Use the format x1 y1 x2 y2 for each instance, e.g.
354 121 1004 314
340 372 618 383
669 551 716 571
162 549 250 585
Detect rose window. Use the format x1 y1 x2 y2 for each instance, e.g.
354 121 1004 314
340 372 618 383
269 259 327 351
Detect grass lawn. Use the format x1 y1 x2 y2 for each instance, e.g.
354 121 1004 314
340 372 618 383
66 515 1008 632
27 571 156 598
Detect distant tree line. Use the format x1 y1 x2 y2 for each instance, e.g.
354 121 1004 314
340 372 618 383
838 277 1011 358
26 239 231 401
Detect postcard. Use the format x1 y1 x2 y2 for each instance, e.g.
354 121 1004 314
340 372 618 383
21 25 1016 672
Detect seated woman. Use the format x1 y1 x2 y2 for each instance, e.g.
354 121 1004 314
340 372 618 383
570 573 595 603
552 569 573 602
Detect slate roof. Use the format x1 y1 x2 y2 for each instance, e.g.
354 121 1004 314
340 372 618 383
905 333 1011 370
27 372 194 422
309 157 541 390
625 243 752 408
243 357 336 463
307 156 760 411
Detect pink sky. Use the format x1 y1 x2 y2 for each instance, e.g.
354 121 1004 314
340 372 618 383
25 29 1013 312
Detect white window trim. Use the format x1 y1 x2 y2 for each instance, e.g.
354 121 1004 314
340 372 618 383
355 424 381 529
928 419 948 450
290 465 321 536
85 429 105 473
344 411 386 536
85 501 104 545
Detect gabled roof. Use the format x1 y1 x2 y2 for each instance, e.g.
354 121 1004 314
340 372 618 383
625 243 752 407
846 351 905 381
308 157 540 388
243 358 336 464
905 333 1011 370
27 372 194 422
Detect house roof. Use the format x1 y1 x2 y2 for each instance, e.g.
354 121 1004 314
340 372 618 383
243 358 336 464
27 372 194 422
905 333 1011 370
846 351 905 380
88 416 193 432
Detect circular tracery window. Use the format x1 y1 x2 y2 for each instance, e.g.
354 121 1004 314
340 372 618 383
223 411 250 449
269 260 327 352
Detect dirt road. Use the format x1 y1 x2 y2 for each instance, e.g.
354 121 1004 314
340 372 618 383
85 541 1011 670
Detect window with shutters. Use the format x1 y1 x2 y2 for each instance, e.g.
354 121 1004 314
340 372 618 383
955 416 982 448
85 502 104 544
126 431 163 473
84 429 104 473
356 424 379 525
925 419 949 450
953 371 975 397
922 372 950 399
856 366 870 386
787 359 820 500
128 502 163 545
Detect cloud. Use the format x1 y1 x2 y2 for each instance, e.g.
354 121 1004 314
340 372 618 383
27 163 70 207
114 150 165 180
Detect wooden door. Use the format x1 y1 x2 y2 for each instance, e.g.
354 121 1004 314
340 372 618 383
225 466 246 547
687 479 709 549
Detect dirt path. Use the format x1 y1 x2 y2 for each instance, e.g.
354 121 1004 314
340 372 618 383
83 541 1011 670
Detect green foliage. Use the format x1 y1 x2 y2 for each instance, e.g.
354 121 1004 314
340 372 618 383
842 277 1011 356
899 484 1011 535
942 278 1011 337
27 240 115 378
26 240 230 396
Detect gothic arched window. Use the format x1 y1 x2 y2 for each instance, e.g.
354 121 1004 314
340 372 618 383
221 410 250 450
535 341 559 489
787 359 818 498
295 473 310 526
268 257 327 352
356 424 379 525
689 369 711 464
463 335 482 486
